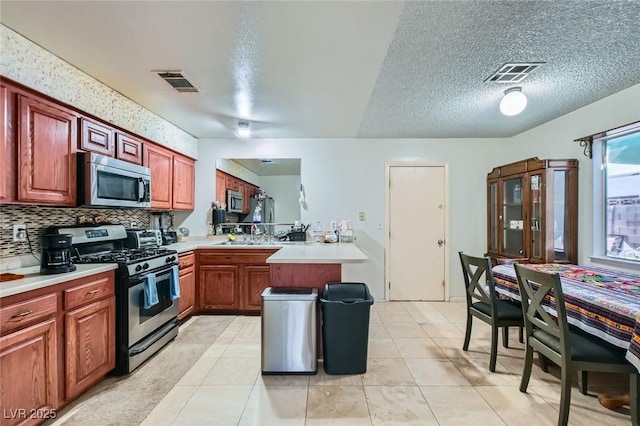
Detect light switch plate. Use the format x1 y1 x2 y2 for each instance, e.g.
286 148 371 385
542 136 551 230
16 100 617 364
359 212 366 221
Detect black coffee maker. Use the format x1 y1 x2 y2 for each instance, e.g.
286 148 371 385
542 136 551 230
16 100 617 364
40 234 76 274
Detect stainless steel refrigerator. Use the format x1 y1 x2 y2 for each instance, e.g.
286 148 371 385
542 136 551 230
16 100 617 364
243 197 276 234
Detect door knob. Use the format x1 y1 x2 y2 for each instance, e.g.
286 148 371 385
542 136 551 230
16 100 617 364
437 239 445 247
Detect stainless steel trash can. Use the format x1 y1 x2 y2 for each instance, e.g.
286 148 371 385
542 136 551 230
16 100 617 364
261 287 318 375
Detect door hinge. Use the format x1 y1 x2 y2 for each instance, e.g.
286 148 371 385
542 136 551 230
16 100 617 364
389 282 391 288
442 280 445 287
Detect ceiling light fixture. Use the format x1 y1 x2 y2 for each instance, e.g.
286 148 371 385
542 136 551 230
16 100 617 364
236 120 251 138
499 87 527 116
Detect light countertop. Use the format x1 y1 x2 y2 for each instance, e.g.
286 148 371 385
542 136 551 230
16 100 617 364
0 264 119 299
1 241 367 298
167 239 368 264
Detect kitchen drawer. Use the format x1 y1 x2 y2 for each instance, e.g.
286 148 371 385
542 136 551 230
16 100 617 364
179 251 195 269
64 274 114 310
1 293 58 335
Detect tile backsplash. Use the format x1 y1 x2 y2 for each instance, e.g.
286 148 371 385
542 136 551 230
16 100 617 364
0 205 169 258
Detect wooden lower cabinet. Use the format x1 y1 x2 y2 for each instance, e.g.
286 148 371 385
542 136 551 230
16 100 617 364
0 319 58 426
197 249 276 313
178 252 196 320
0 270 115 425
199 265 240 310
64 297 115 400
242 265 271 312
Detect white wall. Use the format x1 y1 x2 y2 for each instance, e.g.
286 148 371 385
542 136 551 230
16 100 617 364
260 175 302 224
179 138 512 300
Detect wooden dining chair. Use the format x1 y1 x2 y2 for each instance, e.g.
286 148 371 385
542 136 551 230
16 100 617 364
514 263 639 426
459 252 524 372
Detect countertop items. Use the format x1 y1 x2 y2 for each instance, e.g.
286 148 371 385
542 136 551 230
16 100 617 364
0 263 118 298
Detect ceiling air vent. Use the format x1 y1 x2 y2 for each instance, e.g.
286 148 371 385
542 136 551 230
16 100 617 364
485 62 544 83
155 71 199 93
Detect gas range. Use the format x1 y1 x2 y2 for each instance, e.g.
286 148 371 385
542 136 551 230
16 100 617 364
48 223 181 375
51 224 178 276
75 247 178 276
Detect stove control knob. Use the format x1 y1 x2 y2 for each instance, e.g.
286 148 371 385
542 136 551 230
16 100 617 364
135 265 143 272
142 263 149 270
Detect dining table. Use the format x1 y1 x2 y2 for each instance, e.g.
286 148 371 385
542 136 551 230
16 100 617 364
491 263 640 371
493 262 640 420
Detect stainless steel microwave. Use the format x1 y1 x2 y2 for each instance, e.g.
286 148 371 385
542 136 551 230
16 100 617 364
79 152 151 208
227 189 243 213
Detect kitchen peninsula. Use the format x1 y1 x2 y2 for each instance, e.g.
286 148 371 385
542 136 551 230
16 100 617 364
170 240 367 286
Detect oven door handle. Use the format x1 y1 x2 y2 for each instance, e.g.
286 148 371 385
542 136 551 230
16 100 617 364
129 318 180 355
130 267 173 287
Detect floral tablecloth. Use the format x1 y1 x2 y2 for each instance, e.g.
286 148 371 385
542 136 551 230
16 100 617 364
492 263 640 371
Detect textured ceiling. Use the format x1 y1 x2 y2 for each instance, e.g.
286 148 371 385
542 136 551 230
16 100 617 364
2 1 639 139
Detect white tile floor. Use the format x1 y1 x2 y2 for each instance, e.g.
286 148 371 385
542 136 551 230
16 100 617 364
134 301 631 425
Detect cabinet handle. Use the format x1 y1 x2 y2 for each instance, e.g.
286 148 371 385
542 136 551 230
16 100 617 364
11 310 32 318
87 289 101 295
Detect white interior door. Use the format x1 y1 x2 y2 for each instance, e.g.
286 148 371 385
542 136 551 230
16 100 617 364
388 164 447 301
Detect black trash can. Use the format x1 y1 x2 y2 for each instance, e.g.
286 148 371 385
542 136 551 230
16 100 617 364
320 282 374 374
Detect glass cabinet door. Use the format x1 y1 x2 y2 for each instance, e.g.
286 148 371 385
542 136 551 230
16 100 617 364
530 173 543 260
553 170 569 261
502 177 524 256
489 181 498 251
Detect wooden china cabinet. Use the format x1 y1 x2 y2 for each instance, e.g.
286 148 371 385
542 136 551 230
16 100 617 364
486 157 578 265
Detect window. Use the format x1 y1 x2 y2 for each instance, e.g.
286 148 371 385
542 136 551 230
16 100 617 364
594 122 640 263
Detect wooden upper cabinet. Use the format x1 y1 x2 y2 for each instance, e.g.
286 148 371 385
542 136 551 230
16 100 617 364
216 170 226 204
144 143 173 210
172 154 195 210
0 85 16 202
80 118 115 156
144 143 195 210
80 119 144 165
18 94 77 205
115 132 143 165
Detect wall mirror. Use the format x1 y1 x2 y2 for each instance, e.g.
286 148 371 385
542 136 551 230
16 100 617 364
216 158 302 224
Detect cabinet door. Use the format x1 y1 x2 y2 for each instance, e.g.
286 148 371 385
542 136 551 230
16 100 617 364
549 169 574 263
487 179 499 254
178 265 195 320
172 154 195 210
65 297 115 400
0 319 58 424
144 144 173 209
115 132 143 165
0 85 16 202
18 94 77 205
501 176 525 257
215 170 226 204
228 176 240 192
529 173 545 262
80 118 114 156
199 265 239 310
241 265 270 312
